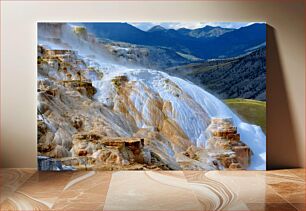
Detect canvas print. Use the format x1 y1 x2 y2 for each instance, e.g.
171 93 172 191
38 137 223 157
37 22 266 171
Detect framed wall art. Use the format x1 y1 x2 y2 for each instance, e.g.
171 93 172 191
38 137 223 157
37 22 266 171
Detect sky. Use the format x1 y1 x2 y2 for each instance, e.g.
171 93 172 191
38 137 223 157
129 22 261 31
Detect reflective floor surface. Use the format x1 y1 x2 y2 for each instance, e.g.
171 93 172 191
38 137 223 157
0 169 304 210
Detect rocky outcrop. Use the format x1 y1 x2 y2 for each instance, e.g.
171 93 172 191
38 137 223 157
60 80 97 98
67 131 165 170
206 118 252 169
73 26 89 40
37 156 75 171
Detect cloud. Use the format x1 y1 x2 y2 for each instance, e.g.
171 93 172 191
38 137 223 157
129 22 263 31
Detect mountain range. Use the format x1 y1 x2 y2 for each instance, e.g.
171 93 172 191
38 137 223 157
78 22 266 60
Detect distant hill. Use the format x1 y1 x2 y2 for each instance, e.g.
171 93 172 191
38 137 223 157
224 98 266 133
166 47 266 100
176 25 234 38
147 25 167 32
80 22 266 60
80 22 148 44
101 39 196 69
192 23 266 59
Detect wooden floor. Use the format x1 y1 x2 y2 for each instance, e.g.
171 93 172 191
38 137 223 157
0 169 304 210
